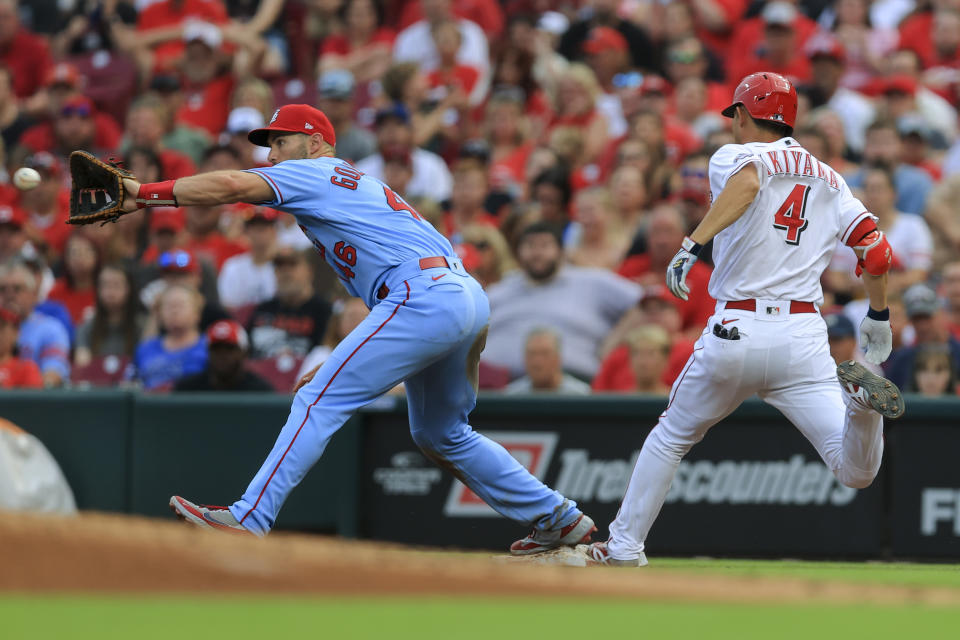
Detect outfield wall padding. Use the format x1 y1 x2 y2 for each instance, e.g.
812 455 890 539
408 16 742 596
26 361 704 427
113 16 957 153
2 391 957 557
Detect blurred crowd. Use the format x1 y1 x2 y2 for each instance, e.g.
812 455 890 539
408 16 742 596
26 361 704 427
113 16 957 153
1 0 960 397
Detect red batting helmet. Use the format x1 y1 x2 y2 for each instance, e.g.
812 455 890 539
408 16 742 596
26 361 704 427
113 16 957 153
721 72 797 128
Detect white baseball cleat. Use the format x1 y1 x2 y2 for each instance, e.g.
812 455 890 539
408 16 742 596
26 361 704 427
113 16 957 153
836 360 905 419
581 542 647 567
169 495 255 535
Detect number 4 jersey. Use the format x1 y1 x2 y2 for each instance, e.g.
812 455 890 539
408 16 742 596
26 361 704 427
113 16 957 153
247 157 455 308
707 138 872 305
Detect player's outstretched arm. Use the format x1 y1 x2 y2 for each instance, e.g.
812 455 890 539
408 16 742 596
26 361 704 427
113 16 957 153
688 165 760 246
121 171 274 212
666 165 760 300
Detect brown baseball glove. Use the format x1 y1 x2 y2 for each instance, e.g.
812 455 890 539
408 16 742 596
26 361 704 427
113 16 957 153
67 150 136 225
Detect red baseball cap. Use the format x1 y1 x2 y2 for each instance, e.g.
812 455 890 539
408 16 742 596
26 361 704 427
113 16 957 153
248 104 336 147
640 284 678 307
150 207 185 233
45 62 81 89
805 34 845 62
453 242 481 272
882 74 917 96
381 148 413 167
25 151 61 177
583 26 628 55
206 319 249 350
639 75 672 96
0 205 24 228
244 206 280 224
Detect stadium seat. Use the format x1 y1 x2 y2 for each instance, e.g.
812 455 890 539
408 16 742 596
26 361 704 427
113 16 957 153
71 355 132 388
247 354 305 393
228 303 257 327
69 52 138 127
478 361 510 390
271 76 316 109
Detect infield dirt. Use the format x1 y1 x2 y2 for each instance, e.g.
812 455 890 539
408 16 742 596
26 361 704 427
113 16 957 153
2 511 959 606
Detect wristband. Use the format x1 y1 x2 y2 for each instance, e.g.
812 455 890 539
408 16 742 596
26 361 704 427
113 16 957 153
136 180 178 208
866 307 890 321
681 236 703 256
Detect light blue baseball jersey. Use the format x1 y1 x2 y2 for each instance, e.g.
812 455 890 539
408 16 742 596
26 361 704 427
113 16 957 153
223 154 582 541
247 158 454 308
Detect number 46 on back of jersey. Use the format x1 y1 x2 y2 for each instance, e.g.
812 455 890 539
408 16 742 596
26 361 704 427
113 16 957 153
773 183 810 245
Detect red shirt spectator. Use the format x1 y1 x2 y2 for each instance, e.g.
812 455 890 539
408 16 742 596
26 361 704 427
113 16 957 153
136 0 229 72
591 339 696 392
321 27 396 56
398 0 504 38
176 75 234 137
726 6 813 91
0 357 43 388
0 307 43 389
47 233 100 325
695 0 750 59
662 118 703 166
702 82 734 114
24 190 71 261
18 97 122 157
46 278 95 325
619 255 714 333
14 152 71 260
442 211 499 238
902 9 960 76
159 149 197 180
0 4 52 98
0 184 17 207
444 160 499 237
427 65 480 100
489 142 532 192
18 114 122 157
141 208 186 266
184 232 247 272
727 2 818 67
899 11 932 55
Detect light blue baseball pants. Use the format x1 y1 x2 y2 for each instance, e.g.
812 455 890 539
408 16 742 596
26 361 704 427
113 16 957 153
229 258 580 536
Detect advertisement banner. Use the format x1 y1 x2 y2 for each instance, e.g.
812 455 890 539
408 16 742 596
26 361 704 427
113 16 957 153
360 408 885 556
889 425 960 558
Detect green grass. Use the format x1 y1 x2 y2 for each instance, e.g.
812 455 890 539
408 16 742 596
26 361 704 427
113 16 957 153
649 557 960 588
6 558 960 639
3 596 960 639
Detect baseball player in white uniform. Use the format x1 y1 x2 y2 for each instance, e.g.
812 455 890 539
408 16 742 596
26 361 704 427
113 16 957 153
587 72 905 566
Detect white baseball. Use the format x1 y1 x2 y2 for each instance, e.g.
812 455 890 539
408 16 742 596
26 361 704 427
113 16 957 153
13 167 41 191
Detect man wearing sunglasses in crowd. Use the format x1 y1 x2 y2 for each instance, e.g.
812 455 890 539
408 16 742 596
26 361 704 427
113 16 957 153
18 94 120 161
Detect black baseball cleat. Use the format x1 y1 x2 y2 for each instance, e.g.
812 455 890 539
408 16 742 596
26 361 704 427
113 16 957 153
837 360 905 419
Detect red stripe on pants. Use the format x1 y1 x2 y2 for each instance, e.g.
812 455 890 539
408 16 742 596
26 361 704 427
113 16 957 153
240 281 411 524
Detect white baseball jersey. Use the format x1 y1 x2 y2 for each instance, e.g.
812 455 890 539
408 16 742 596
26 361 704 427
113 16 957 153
708 138 872 305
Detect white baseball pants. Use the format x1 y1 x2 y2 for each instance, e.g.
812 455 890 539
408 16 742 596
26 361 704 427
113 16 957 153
607 301 884 561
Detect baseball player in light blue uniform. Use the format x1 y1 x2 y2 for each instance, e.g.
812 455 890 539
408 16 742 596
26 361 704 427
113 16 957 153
121 104 595 553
